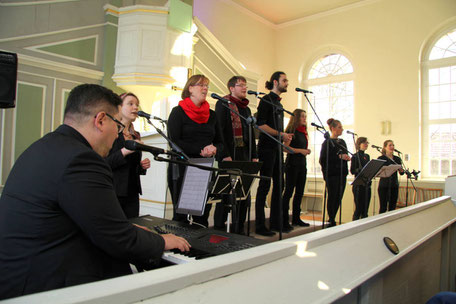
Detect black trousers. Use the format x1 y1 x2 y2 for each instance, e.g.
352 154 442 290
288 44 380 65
256 148 283 229
118 195 140 219
352 185 371 220
378 186 399 213
283 163 307 223
325 175 347 223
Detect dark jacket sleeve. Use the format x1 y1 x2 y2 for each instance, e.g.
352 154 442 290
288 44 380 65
256 98 270 127
350 153 358 175
105 136 127 170
215 101 231 159
212 110 228 161
58 151 165 263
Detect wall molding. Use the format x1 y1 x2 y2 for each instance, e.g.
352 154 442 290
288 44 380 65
18 53 104 80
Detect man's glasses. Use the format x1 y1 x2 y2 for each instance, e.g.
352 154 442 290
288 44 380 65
235 84 248 88
105 113 125 134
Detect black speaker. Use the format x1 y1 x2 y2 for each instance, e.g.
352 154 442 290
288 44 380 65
0 50 18 109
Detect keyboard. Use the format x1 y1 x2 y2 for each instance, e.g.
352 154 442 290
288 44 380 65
131 215 266 264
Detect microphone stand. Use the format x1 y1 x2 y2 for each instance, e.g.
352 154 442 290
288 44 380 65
395 151 418 207
151 154 269 230
218 97 294 238
140 117 190 220
300 92 331 229
251 94 295 240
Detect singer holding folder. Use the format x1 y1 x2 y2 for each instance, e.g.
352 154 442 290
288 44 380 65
377 140 404 213
319 118 350 227
167 75 227 227
350 137 371 220
106 92 151 218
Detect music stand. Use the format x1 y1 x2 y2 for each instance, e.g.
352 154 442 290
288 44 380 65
351 159 386 219
176 158 215 223
351 159 386 187
209 161 262 233
375 164 402 179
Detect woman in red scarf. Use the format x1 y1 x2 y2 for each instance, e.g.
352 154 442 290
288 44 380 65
167 75 227 226
282 109 312 227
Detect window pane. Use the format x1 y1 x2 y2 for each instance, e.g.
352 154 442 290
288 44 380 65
309 54 353 79
429 69 439 85
441 160 450 176
429 29 456 60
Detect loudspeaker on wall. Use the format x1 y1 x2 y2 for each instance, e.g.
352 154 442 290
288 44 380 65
0 50 18 109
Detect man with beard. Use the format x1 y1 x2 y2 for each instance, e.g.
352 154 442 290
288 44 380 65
213 76 258 234
254 72 293 236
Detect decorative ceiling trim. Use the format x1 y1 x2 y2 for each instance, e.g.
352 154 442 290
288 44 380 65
0 0 78 6
193 17 261 81
221 0 380 29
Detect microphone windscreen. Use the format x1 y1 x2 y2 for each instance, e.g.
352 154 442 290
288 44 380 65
124 140 137 150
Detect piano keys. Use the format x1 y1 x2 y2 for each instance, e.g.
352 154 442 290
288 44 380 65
131 215 267 264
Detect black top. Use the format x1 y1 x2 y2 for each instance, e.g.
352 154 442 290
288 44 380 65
285 130 308 167
106 133 146 197
168 105 227 160
215 100 257 160
378 155 403 188
0 124 165 300
350 150 371 176
319 137 349 179
257 91 284 149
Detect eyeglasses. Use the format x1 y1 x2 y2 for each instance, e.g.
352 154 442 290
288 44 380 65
235 84 248 88
105 113 125 134
193 83 209 88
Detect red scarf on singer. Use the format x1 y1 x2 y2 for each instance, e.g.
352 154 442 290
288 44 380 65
225 95 249 147
179 97 210 124
296 125 308 149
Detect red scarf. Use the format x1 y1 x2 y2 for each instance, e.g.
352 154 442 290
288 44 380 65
225 95 249 147
296 125 308 149
179 97 210 124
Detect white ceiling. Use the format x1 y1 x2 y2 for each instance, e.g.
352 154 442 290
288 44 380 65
230 0 368 25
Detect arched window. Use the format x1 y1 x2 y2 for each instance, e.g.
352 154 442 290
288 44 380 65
305 53 355 176
422 28 456 177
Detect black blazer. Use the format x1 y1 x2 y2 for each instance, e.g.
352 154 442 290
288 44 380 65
106 133 146 197
0 125 164 300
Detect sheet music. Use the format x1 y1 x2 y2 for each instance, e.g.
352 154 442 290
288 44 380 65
375 164 402 178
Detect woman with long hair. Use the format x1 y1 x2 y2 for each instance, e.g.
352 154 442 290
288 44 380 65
351 136 371 220
167 74 226 227
377 140 404 213
282 109 311 227
106 92 150 218
319 118 350 227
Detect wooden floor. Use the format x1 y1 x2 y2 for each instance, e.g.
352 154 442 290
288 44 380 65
208 207 328 242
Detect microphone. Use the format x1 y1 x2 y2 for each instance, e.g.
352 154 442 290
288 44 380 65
211 93 231 103
372 144 382 150
311 122 324 129
295 88 313 94
346 130 357 136
137 111 166 122
394 149 402 154
124 140 180 157
247 90 266 96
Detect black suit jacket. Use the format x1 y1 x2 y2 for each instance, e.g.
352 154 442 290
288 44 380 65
0 125 164 300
